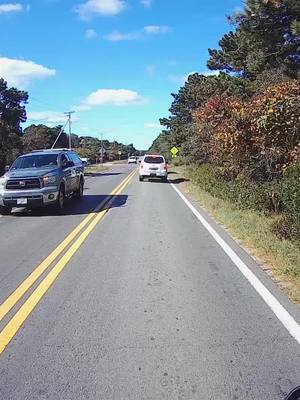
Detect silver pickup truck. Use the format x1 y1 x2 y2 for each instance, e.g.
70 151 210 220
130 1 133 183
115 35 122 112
0 149 84 215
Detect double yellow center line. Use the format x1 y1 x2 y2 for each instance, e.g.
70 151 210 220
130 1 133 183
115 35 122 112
0 169 136 355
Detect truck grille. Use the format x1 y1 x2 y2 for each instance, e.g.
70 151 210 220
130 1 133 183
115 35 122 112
6 178 41 190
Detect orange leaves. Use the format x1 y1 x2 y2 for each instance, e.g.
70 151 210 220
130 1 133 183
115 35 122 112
192 80 300 179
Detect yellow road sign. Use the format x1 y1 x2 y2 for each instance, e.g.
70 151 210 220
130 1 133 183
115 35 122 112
170 146 179 156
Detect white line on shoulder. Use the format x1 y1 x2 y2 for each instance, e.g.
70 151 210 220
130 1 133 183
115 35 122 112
171 182 300 345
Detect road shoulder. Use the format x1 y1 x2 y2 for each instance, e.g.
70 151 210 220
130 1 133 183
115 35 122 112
169 167 300 315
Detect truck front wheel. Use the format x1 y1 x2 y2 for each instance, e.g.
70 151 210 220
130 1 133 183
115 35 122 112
56 186 65 211
0 206 12 215
75 178 84 199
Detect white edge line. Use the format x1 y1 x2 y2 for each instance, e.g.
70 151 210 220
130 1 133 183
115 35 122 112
171 182 300 345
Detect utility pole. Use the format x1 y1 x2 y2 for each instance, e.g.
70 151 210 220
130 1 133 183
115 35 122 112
100 132 104 165
64 111 75 150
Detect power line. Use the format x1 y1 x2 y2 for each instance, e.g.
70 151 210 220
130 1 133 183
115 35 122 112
64 111 75 150
51 121 69 149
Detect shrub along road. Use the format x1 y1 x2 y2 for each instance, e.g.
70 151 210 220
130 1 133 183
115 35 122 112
0 164 300 399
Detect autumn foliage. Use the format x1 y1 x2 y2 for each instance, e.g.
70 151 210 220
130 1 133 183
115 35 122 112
153 0 300 241
193 80 300 181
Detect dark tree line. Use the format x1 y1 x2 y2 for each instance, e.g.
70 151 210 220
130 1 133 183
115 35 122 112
0 78 28 173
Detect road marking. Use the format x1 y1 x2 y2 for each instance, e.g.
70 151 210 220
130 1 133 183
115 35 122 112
171 183 300 345
0 170 136 355
0 169 136 322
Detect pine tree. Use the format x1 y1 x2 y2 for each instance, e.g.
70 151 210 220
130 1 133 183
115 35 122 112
208 0 300 78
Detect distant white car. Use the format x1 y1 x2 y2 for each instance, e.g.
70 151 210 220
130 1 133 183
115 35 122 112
80 157 91 167
139 154 168 182
128 156 137 164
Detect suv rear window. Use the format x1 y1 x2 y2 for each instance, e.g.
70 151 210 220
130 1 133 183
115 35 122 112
144 156 164 164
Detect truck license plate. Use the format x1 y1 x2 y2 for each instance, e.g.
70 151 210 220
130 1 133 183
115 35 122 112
17 198 27 205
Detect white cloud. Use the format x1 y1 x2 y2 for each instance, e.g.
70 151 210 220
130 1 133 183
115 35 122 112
144 25 170 34
104 25 171 41
0 3 22 14
75 0 126 20
74 104 91 112
0 57 56 87
85 28 97 39
28 111 79 124
144 123 160 129
104 30 140 41
200 70 219 76
145 65 155 76
140 0 152 8
80 89 145 108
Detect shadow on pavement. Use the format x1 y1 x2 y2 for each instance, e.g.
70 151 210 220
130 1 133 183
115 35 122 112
143 175 189 184
12 194 128 217
168 177 190 184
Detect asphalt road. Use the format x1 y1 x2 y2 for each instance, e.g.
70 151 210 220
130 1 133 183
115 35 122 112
0 164 300 400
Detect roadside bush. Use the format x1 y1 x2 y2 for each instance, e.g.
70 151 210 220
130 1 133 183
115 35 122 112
281 163 300 222
273 163 300 241
230 179 282 213
187 164 282 213
171 156 188 167
272 214 300 243
187 164 222 195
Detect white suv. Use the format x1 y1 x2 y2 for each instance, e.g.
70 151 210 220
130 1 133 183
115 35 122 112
139 155 168 182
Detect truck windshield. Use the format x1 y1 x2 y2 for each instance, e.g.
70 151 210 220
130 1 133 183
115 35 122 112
12 154 58 169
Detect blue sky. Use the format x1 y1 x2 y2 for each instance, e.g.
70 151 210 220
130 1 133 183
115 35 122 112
0 0 243 149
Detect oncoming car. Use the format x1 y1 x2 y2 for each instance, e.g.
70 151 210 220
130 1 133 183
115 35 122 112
0 149 84 215
80 157 91 167
128 156 137 164
139 154 168 182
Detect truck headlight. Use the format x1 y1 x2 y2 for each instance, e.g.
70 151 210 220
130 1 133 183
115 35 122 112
43 176 56 186
0 177 6 188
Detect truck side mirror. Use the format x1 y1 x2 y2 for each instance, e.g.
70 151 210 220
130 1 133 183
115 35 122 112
65 161 74 168
5 165 10 172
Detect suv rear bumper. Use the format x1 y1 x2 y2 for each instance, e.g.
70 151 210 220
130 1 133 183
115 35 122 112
139 171 167 177
0 187 59 208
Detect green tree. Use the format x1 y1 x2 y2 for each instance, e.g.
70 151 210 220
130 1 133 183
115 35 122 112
148 133 172 160
208 0 300 78
0 79 28 173
22 124 69 152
